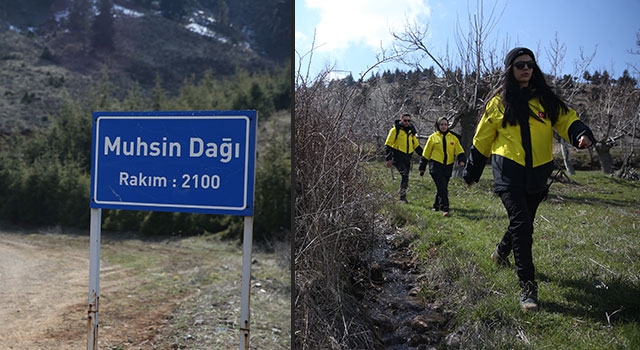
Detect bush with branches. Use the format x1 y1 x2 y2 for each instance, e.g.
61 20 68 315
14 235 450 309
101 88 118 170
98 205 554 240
295 69 382 348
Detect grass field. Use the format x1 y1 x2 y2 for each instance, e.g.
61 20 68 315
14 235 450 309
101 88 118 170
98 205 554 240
376 164 640 349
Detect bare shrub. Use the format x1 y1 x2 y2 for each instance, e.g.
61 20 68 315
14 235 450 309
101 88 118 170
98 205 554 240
294 70 381 348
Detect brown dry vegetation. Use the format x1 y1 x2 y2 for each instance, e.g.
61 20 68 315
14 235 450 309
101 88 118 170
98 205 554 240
294 72 383 348
0 30 86 132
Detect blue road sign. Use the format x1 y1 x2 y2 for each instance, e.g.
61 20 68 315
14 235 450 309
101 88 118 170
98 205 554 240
90 111 257 216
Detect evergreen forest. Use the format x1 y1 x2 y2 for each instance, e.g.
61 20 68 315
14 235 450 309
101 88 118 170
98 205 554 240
0 65 291 241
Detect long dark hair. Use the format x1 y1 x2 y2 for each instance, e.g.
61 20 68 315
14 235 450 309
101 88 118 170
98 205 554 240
493 61 568 127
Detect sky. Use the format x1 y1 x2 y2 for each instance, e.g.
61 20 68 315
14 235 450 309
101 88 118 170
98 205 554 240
295 0 640 82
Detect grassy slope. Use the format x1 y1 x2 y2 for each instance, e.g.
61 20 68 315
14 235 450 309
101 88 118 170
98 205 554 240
375 162 640 349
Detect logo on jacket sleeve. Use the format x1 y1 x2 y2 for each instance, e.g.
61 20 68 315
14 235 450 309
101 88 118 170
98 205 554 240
538 112 546 119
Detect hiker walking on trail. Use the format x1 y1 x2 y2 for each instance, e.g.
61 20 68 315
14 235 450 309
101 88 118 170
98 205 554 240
463 47 595 312
385 113 423 203
418 117 466 217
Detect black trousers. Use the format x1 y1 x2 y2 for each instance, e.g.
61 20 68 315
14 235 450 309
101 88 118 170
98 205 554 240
430 172 450 210
395 160 411 192
497 191 547 283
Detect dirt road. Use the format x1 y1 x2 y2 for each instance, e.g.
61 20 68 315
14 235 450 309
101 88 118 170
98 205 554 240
0 230 291 349
0 231 89 349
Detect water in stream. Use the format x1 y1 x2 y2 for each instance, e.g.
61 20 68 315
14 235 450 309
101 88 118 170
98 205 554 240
359 229 457 349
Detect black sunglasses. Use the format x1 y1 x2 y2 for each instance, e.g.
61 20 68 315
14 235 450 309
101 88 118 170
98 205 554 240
513 60 536 70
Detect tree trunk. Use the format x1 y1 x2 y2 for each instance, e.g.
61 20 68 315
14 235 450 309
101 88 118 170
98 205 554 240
616 116 637 178
595 142 614 174
559 138 576 175
452 107 476 178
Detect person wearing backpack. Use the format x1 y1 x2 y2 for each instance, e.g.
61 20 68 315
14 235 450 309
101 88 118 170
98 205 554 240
418 116 466 217
384 113 423 203
463 47 595 312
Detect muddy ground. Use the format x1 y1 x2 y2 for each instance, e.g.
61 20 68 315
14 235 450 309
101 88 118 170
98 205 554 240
358 227 459 349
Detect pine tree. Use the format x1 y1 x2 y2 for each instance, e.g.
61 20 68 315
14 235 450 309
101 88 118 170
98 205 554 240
216 0 230 29
91 0 115 51
68 0 91 33
160 0 186 20
68 0 92 49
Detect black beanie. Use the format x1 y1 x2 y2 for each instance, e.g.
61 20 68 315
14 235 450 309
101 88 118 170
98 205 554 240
504 47 535 68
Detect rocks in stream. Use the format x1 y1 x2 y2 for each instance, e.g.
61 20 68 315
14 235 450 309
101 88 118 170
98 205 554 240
362 231 454 349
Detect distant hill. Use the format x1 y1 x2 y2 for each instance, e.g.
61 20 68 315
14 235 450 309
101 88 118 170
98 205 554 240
0 0 290 133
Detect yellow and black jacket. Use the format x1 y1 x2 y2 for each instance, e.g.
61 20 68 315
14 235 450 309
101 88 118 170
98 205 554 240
418 126 466 176
384 120 423 164
463 95 594 193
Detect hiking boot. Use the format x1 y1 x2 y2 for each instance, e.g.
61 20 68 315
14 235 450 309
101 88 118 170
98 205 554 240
399 196 408 204
442 207 449 217
490 246 510 267
443 211 450 217
519 281 539 312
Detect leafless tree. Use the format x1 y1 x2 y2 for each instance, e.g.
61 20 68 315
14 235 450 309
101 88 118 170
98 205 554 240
578 68 640 175
615 90 640 179
390 0 506 177
628 29 640 76
546 33 597 175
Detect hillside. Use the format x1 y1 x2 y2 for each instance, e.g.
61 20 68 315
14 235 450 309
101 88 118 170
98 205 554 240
0 0 290 133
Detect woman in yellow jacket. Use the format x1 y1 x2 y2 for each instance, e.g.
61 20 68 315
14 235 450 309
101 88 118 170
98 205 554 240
418 117 466 216
463 47 595 312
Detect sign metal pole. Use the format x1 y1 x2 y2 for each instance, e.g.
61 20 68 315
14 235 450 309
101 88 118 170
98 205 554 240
239 216 254 349
87 208 102 350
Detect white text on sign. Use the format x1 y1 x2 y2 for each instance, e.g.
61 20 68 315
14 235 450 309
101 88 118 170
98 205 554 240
104 136 241 162
119 172 222 189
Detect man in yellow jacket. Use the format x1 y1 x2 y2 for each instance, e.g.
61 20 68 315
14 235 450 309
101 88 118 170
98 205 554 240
418 117 466 216
385 113 423 203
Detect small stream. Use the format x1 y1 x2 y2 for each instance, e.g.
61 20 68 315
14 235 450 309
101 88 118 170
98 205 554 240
360 230 456 349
